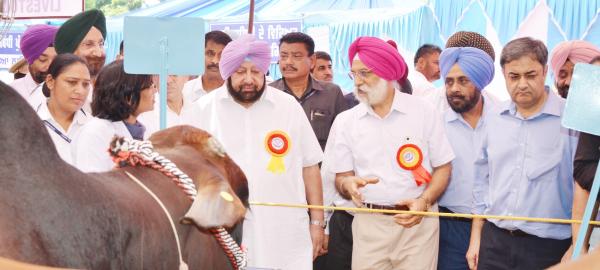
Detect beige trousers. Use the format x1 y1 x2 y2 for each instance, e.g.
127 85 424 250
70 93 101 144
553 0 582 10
351 207 439 270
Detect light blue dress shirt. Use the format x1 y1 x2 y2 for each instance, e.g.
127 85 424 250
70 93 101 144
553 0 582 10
473 90 578 240
439 97 491 214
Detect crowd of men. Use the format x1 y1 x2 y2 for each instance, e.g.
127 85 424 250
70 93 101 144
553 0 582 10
6 8 600 270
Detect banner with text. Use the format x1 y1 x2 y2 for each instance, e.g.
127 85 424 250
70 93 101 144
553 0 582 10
6 0 84 18
0 32 23 69
210 20 302 63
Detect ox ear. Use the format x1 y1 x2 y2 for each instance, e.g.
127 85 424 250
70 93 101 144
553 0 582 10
180 177 246 229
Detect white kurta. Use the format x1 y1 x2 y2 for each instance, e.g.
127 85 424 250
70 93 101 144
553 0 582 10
72 117 132 173
182 85 323 270
35 102 89 165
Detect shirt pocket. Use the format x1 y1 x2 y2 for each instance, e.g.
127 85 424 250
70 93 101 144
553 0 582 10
526 147 563 181
310 109 333 144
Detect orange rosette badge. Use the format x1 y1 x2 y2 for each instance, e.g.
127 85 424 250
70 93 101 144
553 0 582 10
265 130 291 174
396 144 432 186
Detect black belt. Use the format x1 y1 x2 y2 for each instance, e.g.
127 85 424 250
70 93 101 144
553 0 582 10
363 203 409 215
438 206 471 222
488 221 531 237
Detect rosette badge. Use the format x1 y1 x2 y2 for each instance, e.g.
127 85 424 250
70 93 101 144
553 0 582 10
264 130 291 174
396 144 432 186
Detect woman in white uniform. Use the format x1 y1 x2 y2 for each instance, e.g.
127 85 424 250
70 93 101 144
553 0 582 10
36 53 90 165
73 60 156 172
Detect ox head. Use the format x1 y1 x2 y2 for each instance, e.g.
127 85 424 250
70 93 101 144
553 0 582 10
149 126 249 229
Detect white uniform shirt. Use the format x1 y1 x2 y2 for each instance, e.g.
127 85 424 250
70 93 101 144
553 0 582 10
73 117 132 173
35 102 89 165
182 77 208 105
332 90 455 204
137 95 186 139
10 73 44 108
408 71 437 96
181 85 323 270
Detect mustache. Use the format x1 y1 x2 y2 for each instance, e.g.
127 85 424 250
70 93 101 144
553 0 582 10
283 65 297 71
207 63 219 69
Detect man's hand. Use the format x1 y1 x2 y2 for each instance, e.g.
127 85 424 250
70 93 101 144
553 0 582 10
466 240 480 270
310 224 324 260
318 233 329 256
339 176 379 207
393 197 428 228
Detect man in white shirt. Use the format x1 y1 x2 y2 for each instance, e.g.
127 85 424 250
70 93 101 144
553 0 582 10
138 75 189 138
333 36 454 270
182 34 324 270
10 24 58 106
181 31 232 104
409 44 441 96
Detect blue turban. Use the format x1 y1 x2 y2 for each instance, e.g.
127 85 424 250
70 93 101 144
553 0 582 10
439 47 494 91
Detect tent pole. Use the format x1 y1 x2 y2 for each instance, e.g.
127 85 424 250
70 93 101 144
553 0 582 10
248 0 255 33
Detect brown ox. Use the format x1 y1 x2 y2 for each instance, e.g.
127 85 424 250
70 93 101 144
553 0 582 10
0 81 249 269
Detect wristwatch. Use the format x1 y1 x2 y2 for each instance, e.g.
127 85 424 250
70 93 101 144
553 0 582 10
310 220 326 229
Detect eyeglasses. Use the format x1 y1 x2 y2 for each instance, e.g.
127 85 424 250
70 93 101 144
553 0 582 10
79 40 105 50
348 70 373 80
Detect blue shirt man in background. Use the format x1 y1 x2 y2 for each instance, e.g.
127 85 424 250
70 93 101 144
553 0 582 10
466 37 578 270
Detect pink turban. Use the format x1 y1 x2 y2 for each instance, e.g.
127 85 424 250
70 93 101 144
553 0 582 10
348 36 408 82
20 24 58 65
550 40 600 78
219 34 271 79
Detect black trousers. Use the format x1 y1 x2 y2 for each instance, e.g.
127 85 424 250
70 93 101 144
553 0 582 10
478 222 570 270
314 210 354 270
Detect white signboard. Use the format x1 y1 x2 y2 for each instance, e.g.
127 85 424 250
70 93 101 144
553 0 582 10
6 0 84 19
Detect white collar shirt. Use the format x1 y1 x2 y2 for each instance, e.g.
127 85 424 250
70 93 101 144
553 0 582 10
36 101 89 165
73 117 132 173
331 90 455 204
408 71 436 96
10 74 46 109
182 77 208 105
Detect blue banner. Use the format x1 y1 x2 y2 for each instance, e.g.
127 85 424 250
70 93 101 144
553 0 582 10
210 20 302 63
0 32 24 69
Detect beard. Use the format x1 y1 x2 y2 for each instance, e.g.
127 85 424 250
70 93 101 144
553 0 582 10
85 55 106 77
353 79 389 105
227 77 266 104
447 89 481 113
30 69 47 84
556 83 569 98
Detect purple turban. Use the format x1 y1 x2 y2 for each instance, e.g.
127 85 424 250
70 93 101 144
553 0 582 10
348 36 408 82
219 34 271 79
20 24 58 65
550 40 600 78
440 47 494 91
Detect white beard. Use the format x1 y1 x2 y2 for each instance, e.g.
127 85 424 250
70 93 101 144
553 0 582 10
353 79 389 106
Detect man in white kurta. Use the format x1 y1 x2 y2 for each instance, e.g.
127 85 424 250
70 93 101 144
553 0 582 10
182 34 324 270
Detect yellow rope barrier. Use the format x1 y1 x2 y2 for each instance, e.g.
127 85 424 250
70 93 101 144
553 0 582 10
250 202 600 226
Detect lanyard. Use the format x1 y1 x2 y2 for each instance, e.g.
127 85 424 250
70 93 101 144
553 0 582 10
43 120 72 143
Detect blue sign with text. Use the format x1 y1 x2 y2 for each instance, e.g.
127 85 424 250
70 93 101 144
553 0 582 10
210 20 302 63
